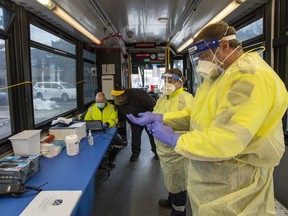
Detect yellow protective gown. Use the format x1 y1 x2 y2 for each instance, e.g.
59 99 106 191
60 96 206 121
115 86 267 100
84 101 118 127
164 52 288 216
153 88 193 193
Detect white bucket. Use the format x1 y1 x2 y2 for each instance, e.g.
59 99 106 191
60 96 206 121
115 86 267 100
65 134 79 156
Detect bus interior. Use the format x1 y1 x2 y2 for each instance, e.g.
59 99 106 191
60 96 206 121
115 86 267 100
0 0 287 215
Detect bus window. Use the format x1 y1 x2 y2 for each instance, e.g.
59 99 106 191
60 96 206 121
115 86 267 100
83 49 97 104
0 38 12 139
131 65 165 93
173 60 183 72
30 24 76 55
30 25 77 125
236 18 263 42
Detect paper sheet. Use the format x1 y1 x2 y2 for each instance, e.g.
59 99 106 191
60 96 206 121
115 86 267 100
20 190 82 216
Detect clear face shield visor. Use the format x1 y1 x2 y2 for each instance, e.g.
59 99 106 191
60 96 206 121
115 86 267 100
113 93 127 106
188 38 220 84
159 73 182 95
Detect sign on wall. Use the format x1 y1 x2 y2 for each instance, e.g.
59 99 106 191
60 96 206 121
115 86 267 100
102 64 115 74
101 75 114 100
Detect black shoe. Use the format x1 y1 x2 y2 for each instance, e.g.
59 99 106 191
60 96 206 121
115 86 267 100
154 154 159 160
130 154 139 162
158 199 172 209
109 161 116 169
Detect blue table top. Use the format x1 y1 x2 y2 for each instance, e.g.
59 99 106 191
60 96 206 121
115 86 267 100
0 127 116 216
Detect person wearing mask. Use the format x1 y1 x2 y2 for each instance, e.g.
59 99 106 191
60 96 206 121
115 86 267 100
153 68 193 216
85 92 122 168
111 86 157 162
128 21 288 215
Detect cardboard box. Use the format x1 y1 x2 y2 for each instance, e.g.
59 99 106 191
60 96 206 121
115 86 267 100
0 155 41 183
49 122 86 141
9 130 41 155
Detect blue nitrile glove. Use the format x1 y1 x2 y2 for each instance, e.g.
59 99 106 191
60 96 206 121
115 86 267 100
126 112 163 126
150 122 181 147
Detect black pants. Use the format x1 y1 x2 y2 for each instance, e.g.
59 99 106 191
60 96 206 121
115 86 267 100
168 191 187 216
130 123 156 156
107 133 124 162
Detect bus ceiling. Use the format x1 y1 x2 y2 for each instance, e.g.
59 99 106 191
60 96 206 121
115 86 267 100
12 0 268 54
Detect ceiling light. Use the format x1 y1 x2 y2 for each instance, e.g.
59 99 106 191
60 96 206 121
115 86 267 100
36 0 55 10
157 17 169 23
36 0 101 44
177 0 245 52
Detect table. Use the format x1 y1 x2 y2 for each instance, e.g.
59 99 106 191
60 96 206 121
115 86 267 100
0 127 116 216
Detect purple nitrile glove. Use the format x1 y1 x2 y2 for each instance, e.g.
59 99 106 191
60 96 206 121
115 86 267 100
102 123 108 129
126 112 163 126
150 122 181 147
146 123 153 134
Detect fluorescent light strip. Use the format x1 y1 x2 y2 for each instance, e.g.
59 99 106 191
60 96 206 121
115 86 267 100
37 0 101 44
177 0 243 53
53 7 101 44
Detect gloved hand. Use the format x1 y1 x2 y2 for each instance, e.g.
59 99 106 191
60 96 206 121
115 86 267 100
126 112 163 126
102 123 109 129
150 122 181 147
146 123 153 134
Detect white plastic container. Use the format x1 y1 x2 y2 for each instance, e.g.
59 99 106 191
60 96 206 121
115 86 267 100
65 134 79 156
9 130 41 155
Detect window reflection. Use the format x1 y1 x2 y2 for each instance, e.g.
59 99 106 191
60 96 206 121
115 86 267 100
236 18 263 42
31 48 77 124
0 38 11 139
30 24 76 55
84 61 97 104
83 49 95 62
0 6 13 31
173 60 183 72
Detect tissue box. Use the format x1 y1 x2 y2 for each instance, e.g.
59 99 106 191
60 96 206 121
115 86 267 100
49 122 86 141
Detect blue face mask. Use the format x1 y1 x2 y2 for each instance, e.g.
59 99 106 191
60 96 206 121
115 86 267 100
96 102 106 109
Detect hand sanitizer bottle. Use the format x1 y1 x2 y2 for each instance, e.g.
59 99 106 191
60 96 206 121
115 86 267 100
88 130 94 145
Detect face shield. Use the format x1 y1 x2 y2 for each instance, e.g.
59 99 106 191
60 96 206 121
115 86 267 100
188 38 220 82
113 93 127 106
188 34 239 83
160 73 182 96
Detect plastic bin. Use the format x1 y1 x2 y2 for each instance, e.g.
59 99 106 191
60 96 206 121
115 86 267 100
9 130 41 155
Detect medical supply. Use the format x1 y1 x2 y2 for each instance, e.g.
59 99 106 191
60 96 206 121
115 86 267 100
41 140 66 158
40 135 55 143
0 155 40 184
65 135 79 156
88 130 94 145
49 122 86 141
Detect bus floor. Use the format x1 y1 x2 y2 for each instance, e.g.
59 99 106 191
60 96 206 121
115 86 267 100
91 131 288 216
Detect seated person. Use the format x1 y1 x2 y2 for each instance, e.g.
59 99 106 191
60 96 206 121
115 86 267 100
84 92 123 168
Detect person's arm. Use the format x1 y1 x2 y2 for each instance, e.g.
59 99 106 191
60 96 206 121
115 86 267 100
127 101 191 127
174 73 282 162
105 104 118 127
138 90 156 112
84 106 93 120
162 107 191 131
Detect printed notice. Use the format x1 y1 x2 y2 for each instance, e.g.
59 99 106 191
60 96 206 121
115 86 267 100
20 190 82 216
102 64 115 74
